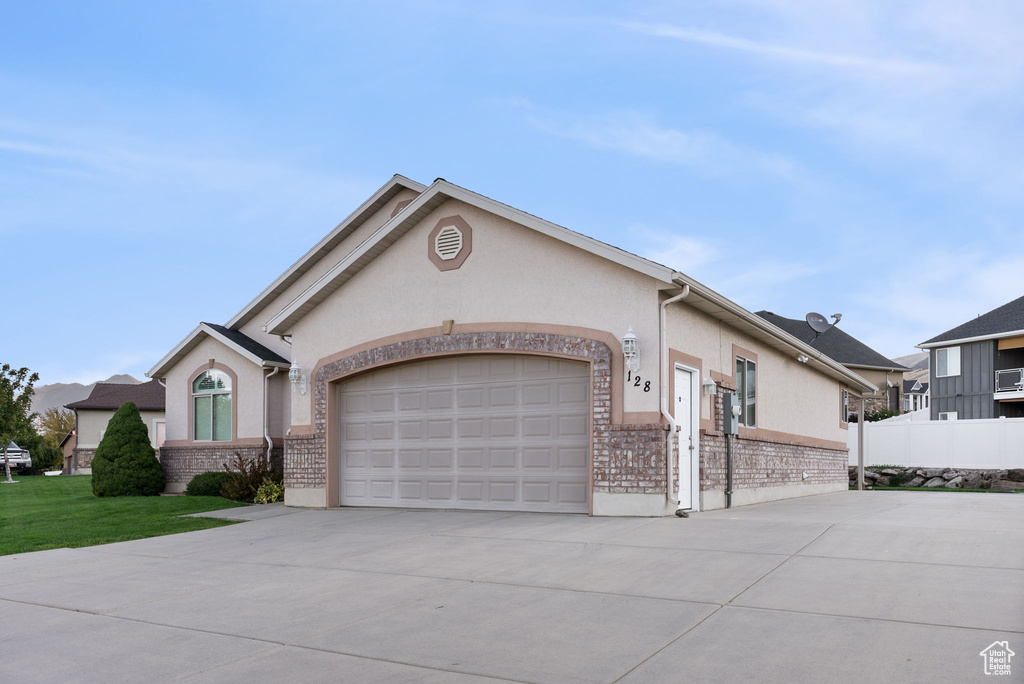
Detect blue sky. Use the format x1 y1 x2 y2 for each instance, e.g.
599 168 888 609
3 1 1022 386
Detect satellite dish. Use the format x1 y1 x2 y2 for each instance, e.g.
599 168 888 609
806 312 831 334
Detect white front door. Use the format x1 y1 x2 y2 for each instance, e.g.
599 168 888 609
674 366 693 509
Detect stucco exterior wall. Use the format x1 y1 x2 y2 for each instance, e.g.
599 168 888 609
666 304 847 446
163 336 268 444
75 409 166 448
236 188 422 357
288 198 663 427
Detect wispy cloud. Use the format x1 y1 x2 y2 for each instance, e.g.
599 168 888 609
505 99 803 184
617 21 943 76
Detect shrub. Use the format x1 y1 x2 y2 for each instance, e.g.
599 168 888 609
254 479 284 504
865 408 899 422
185 471 230 497
91 401 165 497
222 453 281 503
887 470 915 487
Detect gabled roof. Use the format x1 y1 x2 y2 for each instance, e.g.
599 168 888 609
147 322 290 379
902 379 928 394
65 380 166 411
919 294 1024 348
226 174 426 330
264 178 681 336
59 429 75 449
755 312 908 372
260 176 877 393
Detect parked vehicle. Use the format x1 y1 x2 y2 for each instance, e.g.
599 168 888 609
3 441 32 472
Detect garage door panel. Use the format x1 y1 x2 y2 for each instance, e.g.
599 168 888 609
340 355 589 513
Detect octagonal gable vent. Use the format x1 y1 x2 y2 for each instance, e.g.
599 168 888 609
434 225 463 261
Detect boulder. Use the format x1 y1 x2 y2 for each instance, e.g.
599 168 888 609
965 474 984 489
906 476 926 487
942 470 958 481
923 477 947 488
1007 468 1024 483
944 476 963 488
880 469 900 476
875 476 891 486
863 470 881 481
990 480 1021 492
923 468 945 478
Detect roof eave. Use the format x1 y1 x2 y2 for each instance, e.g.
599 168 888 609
147 324 290 379
226 175 427 330
918 328 1024 349
672 275 878 393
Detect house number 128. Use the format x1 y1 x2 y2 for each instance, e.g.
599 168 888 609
627 371 651 392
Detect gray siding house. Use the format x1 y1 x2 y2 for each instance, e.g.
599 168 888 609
918 294 1024 420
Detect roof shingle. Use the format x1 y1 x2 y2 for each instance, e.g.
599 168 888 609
65 379 166 411
921 294 1024 345
755 311 908 371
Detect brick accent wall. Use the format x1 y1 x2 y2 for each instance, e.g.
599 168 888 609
699 378 847 497
594 423 672 494
284 433 324 488
160 445 282 485
73 448 96 469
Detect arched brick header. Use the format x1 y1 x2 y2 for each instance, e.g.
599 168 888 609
312 331 613 436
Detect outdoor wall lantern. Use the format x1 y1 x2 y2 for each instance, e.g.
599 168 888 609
289 362 307 396
623 326 640 373
702 377 717 396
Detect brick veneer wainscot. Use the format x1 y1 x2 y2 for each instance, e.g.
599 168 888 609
288 331 674 495
160 445 282 485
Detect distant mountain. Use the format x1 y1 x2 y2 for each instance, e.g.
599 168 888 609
31 374 141 415
893 353 929 371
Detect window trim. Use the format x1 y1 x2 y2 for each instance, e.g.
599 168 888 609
938 411 958 421
735 353 757 428
935 346 961 378
187 363 237 443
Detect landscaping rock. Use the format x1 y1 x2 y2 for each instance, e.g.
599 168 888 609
863 470 881 481
990 480 1021 492
923 468 944 478
923 477 946 488
1008 468 1024 483
965 474 984 489
944 476 963 488
880 469 899 476
942 470 958 481
906 476 926 487
875 476 891 486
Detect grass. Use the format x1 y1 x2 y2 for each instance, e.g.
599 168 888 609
0 475 248 556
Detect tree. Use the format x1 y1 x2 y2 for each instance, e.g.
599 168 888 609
91 401 165 496
0 364 39 484
38 407 75 449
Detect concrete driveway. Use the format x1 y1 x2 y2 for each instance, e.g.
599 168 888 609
2 491 1022 683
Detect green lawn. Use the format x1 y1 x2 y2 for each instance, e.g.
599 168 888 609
0 475 248 556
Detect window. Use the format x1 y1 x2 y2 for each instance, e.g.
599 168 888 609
936 346 961 377
192 370 232 441
735 355 756 427
939 411 958 421
842 389 850 423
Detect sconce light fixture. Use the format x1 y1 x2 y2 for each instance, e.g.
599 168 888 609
702 377 717 396
289 362 307 395
622 326 640 373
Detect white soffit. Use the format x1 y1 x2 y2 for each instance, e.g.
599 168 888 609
147 324 289 379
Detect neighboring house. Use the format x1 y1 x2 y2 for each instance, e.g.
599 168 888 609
918 294 1024 420
58 428 76 472
754 312 908 417
64 380 167 472
902 379 929 413
148 175 876 515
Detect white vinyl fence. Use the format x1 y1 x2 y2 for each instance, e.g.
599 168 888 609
851 416 1024 469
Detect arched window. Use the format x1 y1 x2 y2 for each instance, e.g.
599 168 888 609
192 370 232 441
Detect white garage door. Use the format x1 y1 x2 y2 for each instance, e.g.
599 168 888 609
339 354 590 512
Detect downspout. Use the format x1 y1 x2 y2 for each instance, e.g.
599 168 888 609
264 366 280 463
660 285 691 509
